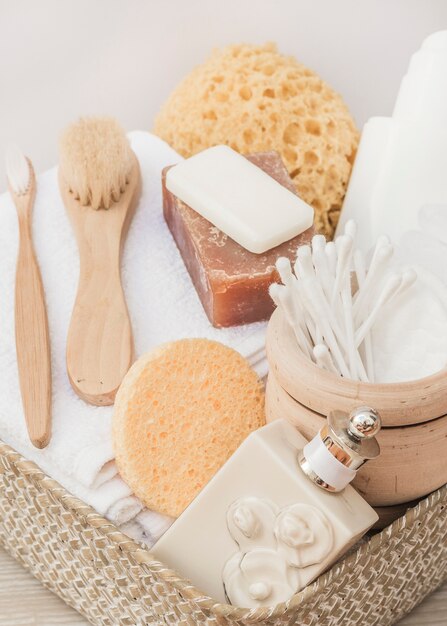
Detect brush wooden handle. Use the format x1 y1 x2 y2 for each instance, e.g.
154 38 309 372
61 156 141 406
66 231 134 406
15 211 52 448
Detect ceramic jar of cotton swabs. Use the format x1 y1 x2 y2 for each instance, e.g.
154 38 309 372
266 221 447 527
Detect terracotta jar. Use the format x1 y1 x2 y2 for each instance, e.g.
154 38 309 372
266 308 447 514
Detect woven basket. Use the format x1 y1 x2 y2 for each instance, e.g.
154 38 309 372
0 440 445 626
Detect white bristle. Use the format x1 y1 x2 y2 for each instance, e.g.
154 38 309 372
5 145 30 195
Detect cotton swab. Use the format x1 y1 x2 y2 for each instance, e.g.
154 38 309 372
270 221 419 385
312 247 332 299
298 252 354 349
340 271 361 380
332 228 364 379
311 235 330 303
320 234 364 379
311 234 326 253
294 247 325 343
300 277 351 378
276 256 296 288
269 283 314 359
325 241 337 276
354 249 375 382
395 268 417 297
332 234 354 304
293 279 321 346
276 257 314 346
313 344 339 374
298 247 354 360
276 257 303 320
294 245 315 280
355 273 403 347
339 268 370 381
344 219 357 240
353 242 394 321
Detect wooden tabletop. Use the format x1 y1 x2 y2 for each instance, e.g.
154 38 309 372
0 547 445 625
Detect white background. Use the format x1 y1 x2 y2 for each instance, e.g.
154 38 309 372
0 0 446 188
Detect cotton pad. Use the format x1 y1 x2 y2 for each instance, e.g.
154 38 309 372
371 267 447 382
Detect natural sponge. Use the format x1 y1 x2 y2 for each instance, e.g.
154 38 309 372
154 43 359 239
113 339 265 518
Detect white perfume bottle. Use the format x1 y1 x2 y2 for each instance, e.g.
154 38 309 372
152 408 381 607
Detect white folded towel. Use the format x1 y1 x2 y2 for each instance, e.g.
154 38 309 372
0 131 267 537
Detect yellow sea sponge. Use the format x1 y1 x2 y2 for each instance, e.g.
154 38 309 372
154 43 359 238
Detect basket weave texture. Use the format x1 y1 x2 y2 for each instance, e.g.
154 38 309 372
0 440 445 626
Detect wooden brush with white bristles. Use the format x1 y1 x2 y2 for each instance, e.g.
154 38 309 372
59 117 141 406
6 145 52 448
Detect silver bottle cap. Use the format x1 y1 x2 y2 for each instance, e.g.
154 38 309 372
298 406 381 492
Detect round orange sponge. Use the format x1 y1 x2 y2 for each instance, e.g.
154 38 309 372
113 339 265 518
154 42 359 238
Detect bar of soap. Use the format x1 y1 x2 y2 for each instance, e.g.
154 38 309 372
162 151 314 327
166 145 313 254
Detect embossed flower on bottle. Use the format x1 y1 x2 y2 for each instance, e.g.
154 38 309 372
223 547 297 608
226 497 278 551
222 497 333 607
274 503 333 567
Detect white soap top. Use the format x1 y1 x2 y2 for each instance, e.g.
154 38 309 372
165 145 314 254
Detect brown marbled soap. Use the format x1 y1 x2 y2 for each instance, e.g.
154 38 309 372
162 151 314 328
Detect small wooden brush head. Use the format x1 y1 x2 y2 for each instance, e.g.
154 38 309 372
59 117 133 210
59 117 141 406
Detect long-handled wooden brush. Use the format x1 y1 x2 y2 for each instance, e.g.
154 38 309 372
58 117 141 406
6 146 52 448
